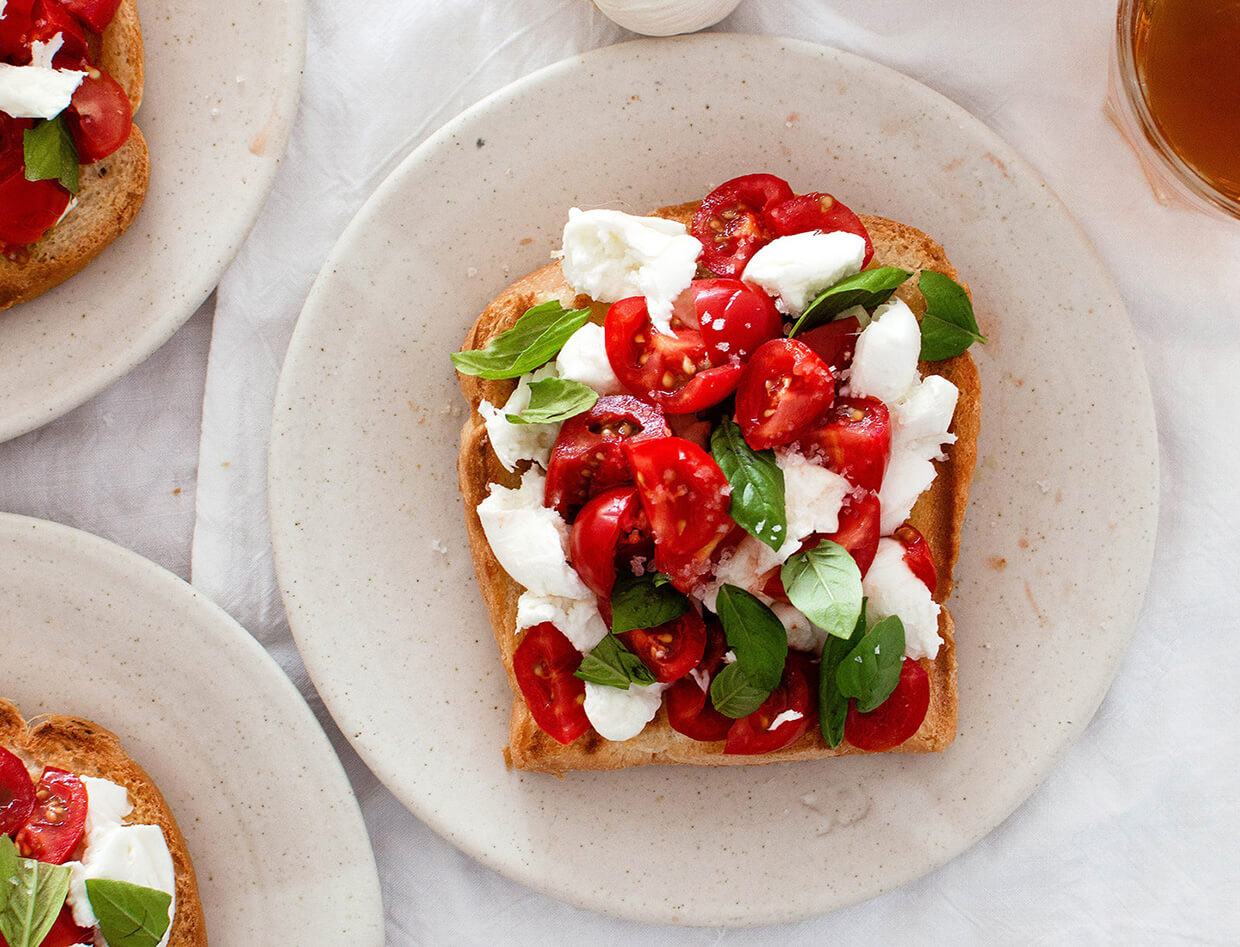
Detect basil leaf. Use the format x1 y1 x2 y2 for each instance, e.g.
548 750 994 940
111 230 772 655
709 663 770 719
710 418 786 550
609 572 688 635
917 270 987 360
505 377 598 424
86 879 172 947
714 584 788 691
780 539 863 640
574 633 657 689
790 266 912 336
0 836 72 947
819 600 868 747
450 301 591 379
836 615 906 713
23 116 79 195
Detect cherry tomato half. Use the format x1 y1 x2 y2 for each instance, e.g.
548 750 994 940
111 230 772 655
825 490 881 578
512 623 589 745
66 71 133 163
845 659 931 752
626 437 735 592
692 278 783 364
735 338 836 451
893 524 937 594
0 172 69 247
620 610 707 683
568 485 652 602
0 114 30 186
724 651 816 755
0 746 36 836
544 395 668 519
14 768 87 864
28 0 89 68
0 0 35 59
58 0 124 33
690 173 794 277
666 676 733 742
797 315 862 377
798 396 891 493
766 192 875 267
33 907 94 947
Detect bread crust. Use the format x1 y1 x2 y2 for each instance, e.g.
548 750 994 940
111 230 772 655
457 203 979 775
0 698 206 946
0 0 149 311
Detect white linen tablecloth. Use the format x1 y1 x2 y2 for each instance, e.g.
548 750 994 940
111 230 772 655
2 1 1237 942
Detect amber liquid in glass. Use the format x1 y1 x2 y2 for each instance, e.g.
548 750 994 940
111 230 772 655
1134 0 1240 203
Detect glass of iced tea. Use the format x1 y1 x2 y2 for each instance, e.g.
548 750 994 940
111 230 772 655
1107 0 1240 218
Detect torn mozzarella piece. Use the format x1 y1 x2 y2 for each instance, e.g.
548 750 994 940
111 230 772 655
699 535 784 611
862 538 941 660
516 591 608 653
583 681 668 740
775 447 851 558
848 297 921 404
741 231 866 315
878 374 960 533
477 365 560 471
555 321 625 394
772 602 826 652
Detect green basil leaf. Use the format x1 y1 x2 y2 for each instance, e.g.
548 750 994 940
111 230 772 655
710 417 786 550
0 836 72 947
917 270 987 360
709 662 770 719
819 600 868 747
23 116 79 195
780 539 863 641
450 301 591 379
714 584 788 691
86 879 172 947
574 633 657 689
789 267 911 336
609 572 688 635
505 377 598 424
836 615 906 713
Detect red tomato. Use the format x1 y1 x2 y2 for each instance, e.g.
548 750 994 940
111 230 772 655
58 0 123 33
797 315 862 376
0 746 36 836
766 191 875 267
14 768 87 864
845 659 931 752
824 490 881 577
0 0 35 59
696 613 728 676
724 651 816 755
625 437 735 592
512 623 589 745
690 173 794 277
544 395 668 519
569 486 651 600
734 338 836 450
620 610 706 683
798 396 891 492
692 278 782 363
665 677 733 741
66 71 133 163
0 173 70 247
28 0 89 68
26 907 94 946
893 524 937 593
0 114 30 186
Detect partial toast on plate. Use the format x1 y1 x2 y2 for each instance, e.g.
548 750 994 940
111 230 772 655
457 202 979 775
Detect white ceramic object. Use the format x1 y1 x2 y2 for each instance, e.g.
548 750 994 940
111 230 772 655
0 514 384 943
592 0 741 36
269 36 1158 926
0 0 306 443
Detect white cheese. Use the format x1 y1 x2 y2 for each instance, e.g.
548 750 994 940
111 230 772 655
583 681 667 740
516 590 608 653
28 33 63 69
477 365 560 471
741 231 866 315
847 298 921 404
772 602 826 652
775 447 851 557
558 208 701 334
862 538 941 660
891 374 959 459
877 450 937 535
555 321 625 395
767 709 804 731
476 469 590 598
699 535 783 611
0 59 86 120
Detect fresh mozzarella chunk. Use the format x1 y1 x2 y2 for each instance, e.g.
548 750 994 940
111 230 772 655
516 590 608 653
775 447 851 557
848 298 922 404
555 321 625 395
741 231 866 315
0 61 86 119
699 535 784 611
476 469 590 598
477 365 561 471
583 681 668 740
772 602 826 652
863 538 941 660
877 450 937 535
892 374 958 458
559 208 701 334
767 710 804 730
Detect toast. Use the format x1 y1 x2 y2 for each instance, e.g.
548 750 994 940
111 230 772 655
458 203 979 775
0 0 149 311
0 697 206 946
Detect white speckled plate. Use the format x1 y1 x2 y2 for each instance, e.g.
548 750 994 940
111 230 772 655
269 36 1158 925
0 0 305 442
0 514 384 943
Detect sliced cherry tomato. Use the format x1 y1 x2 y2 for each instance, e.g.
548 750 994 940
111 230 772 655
568 485 652 602
696 613 727 676
766 191 874 267
66 70 132 163
620 610 706 683
0 172 69 247
845 659 931 752
512 623 589 745
692 278 782 363
0 114 31 186
58 0 123 33
797 315 862 376
824 490 881 577
625 437 735 591
734 338 836 451
29 907 94 946
28 0 89 68
544 395 668 519
0 746 36 836
893 524 937 593
798 396 891 493
665 676 733 741
690 173 794 277
14 768 87 864
0 0 35 59
724 651 816 755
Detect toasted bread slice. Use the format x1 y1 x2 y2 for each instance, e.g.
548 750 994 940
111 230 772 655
458 204 979 775
0 0 149 311
0 697 206 946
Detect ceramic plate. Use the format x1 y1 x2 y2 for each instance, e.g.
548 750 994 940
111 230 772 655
0 515 384 943
0 0 305 442
269 36 1158 925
